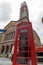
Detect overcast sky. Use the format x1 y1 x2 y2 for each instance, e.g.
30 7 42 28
0 0 43 44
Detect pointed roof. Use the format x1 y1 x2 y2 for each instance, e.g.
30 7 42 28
21 1 27 7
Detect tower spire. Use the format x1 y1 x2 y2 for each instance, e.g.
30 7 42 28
20 1 29 20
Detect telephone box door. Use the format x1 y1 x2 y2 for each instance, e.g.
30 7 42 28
12 22 37 65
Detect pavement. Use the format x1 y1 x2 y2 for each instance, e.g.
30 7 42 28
0 58 43 65
0 58 12 65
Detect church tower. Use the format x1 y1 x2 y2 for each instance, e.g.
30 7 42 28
20 2 29 20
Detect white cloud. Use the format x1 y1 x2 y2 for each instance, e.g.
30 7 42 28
0 22 4 29
0 2 11 22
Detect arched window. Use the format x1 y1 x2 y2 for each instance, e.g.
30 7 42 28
5 45 9 54
1 46 5 54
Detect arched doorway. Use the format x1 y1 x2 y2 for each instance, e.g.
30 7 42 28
1 46 5 54
5 45 9 54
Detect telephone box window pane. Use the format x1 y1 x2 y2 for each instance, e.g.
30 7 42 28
17 58 28 64
19 40 28 45
19 46 28 51
19 52 28 57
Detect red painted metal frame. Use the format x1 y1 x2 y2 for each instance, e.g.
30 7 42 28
36 46 43 52
12 22 37 65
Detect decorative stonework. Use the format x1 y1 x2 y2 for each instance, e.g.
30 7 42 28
20 2 29 19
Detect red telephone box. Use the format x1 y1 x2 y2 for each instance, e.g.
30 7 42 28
12 22 37 65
